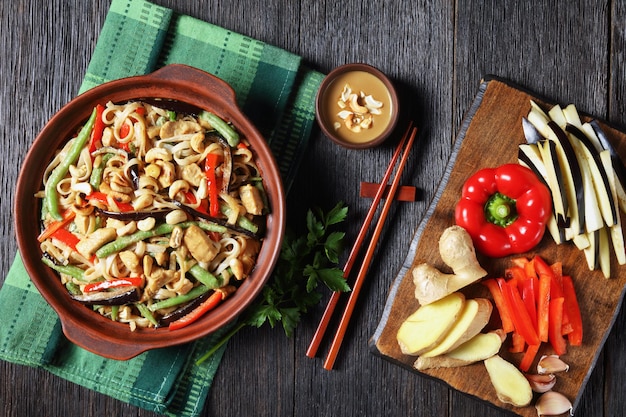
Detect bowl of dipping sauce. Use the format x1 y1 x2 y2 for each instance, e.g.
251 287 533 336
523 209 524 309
315 63 399 149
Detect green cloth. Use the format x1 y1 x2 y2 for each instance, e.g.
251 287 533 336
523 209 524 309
0 0 323 416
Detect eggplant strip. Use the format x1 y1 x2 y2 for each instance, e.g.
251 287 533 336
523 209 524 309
70 287 140 306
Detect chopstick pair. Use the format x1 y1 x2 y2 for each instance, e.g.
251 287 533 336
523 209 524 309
306 122 418 370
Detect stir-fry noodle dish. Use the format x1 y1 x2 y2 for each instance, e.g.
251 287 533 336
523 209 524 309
36 100 269 331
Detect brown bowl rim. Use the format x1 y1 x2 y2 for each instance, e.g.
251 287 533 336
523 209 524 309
14 64 286 360
315 63 400 150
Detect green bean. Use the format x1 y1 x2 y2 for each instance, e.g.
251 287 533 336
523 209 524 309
95 222 179 258
135 302 159 326
111 305 120 321
147 285 209 312
188 264 227 289
220 205 259 234
45 107 97 220
89 152 113 189
199 111 240 147
42 256 85 280
95 220 227 258
65 282 81 295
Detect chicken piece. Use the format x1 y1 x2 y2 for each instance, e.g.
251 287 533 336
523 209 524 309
144 268 178 300
239 184 264 216
76 228 117 259
119 250 141 273
183 225 219 263
159 120 202 139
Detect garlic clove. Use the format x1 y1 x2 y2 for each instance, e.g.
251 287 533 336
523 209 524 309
333 122 341 131
535 391 573 416
337 100 347 109
537 355 570 374
525 373 556 393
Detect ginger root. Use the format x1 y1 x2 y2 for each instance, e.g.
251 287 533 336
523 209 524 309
413 225 487 305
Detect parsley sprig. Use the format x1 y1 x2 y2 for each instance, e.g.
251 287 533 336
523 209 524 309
196 202 350 364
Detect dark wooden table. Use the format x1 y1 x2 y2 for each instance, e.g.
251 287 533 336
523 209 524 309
2 1 626 416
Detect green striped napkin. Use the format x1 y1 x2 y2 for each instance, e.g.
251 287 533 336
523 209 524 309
0 0 323 416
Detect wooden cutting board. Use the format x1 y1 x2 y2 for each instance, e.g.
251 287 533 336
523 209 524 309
370 76 626 416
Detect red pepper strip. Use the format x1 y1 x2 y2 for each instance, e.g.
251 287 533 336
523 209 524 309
183 191 209 214
499 279 540 346
38 210 76 242
519 344 541 373
51 228 80 251
455 164 552 257
508 331 525 353
519 276 538 331
86 192 134 212
537 273 551 343
169 291 223 330
505 266 525 282
204 153 221 217
562 275 583 346
84 277 143 292
483 279 515 333
548 297 567 355
88 104 105 154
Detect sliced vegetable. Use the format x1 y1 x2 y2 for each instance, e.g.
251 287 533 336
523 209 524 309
168 290 224 330
70 287 140 306
562 275 583 346
83 277 143 292
38 209 76 242
548 297 567 355
86 191 134 212
45 107 97 220
50 228 81 252
204 152 221 217
199 111 240 147
88 104 105 154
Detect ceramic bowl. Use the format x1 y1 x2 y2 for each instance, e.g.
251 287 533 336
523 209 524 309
14 64 286 360
315 63 399 149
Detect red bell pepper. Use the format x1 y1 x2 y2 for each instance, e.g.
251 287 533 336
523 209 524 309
519 343 540 373
204 153 221 217
455 164 552 257
519 275 538 331
84 277 143 292
499 278 540 346
169 291 224 330
483 278 515 333
536 272 551 343
38 209 76 242
562 275 583 346
88 104 105 155
183 191 209 214
86 191 134 212
509 331 525 353
51 228 80 252
548 297 568 355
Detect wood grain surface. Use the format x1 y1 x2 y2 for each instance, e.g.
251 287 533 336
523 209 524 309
371 77 626 416
2 1 626 417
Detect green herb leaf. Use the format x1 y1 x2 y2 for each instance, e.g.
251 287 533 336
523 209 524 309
197 201 350 365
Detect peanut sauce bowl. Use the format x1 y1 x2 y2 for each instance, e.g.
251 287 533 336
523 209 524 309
315 63 400 149
14 64 286 360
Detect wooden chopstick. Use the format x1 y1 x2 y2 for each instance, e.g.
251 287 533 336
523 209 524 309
305 122 414 359
323 126 418 370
